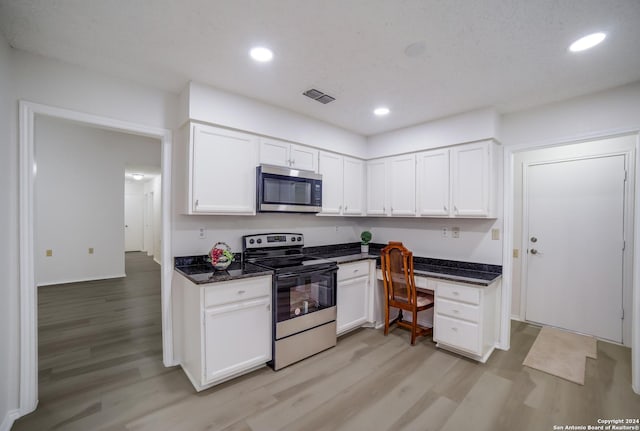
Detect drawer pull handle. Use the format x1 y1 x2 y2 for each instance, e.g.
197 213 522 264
453 291 460 296
453 309 459 313
452 327 458 332
238 290 246 294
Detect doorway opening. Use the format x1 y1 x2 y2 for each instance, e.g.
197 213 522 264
18 101 173 416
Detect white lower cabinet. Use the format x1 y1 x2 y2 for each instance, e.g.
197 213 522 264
433 279 500 363
336 261 372 335
180 275 272 391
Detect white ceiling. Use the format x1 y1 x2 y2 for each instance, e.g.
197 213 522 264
1 0 639 136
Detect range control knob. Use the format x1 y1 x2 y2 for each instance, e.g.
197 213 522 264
291 236 296 242
256 238 262 244
249 239 255 244
297 236 302 242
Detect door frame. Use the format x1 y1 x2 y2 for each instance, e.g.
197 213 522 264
18 101 174 415
502 130 640 395
521 152 631 342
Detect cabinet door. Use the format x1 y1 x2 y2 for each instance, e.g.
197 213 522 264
388 154 416 216
343 157 365 215
290 144 318 172
416 149 450 216
192 124 258 214
259 138 290 167
319 151 343 215
336 276 369 335
203 296 271 384
366 159 387 215
451 142 490 217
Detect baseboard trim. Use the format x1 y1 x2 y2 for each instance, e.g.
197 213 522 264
37 273 127 287
1 409 20 431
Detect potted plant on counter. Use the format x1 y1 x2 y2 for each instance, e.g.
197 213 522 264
360 231 372 254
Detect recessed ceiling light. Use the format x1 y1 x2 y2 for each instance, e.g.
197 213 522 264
569 32 606 52
249 46 274 62
132 173 144 181
374 107 390 116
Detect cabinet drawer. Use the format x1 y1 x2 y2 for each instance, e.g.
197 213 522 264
434 314 480 354
204 276 271 307
436 281 480 305
337 261 370 282
436 297 480 323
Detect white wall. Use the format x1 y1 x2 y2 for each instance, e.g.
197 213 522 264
150 176 162 262
185 81 368 158
0 33 19 431
501 81 640 147
35 116 161 286
366 108 499 159
173 213 361 257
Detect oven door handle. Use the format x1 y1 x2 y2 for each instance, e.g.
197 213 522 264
276 266 337 279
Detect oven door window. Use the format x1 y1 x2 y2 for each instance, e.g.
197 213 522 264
276 271 335 322
263 176 312 205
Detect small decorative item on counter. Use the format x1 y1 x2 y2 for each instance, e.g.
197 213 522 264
208 242 235 270
360 231 372 253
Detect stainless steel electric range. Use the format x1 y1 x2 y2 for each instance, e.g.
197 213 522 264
242 233 338 370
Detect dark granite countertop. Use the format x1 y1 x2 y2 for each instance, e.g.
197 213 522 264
174 255 273 285
175 242 502 286
305 242 502 286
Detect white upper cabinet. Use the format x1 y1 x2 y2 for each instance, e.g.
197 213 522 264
366 159 387 215
417 148 450 216
184 123 259 215
342 157 365 215
259 138 318 172
388 154 416 216
416 141 497 218
319 151 343 214
319 152 365 216
366 155 416 216
451 142 492 217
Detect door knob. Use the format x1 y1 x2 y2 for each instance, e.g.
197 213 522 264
530 249 538 255
530 237 538 243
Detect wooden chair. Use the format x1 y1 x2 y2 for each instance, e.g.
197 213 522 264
380 241 435 345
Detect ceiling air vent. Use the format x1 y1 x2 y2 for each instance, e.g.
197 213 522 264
303 88 336 104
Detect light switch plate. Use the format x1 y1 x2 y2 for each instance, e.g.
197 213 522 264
513 249 519 258
88 247 94 254
491 229 500 240
46 249 52 257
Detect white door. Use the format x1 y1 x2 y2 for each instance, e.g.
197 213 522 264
417 148 450 216
124 194 144 252
343 157 365 215
319 151 343 214
525 155 626 342
290 144 318 172
452 142 489 216
366 159 387 215
389 154 416 216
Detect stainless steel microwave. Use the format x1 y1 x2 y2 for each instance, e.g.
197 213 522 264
256 164 322 213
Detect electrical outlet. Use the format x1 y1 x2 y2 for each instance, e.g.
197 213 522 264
46 249 53 257
442 227 449 238
491 228 500 240
452 227 460 238
88 247 94 254
199 227 206 239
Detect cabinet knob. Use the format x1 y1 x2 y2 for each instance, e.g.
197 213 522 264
344 206 348 211
290 159 295 166
454 205 458 213
195 199 199 207
266 304 270 311
339 205 342 211
444 205 448 212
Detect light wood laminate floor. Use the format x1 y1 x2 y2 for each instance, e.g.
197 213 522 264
14 252 640 430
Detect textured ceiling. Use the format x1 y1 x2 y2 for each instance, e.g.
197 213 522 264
1 0 639 136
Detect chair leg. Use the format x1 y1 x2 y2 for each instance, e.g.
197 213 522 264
411 309 418 345
384 303 390 336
